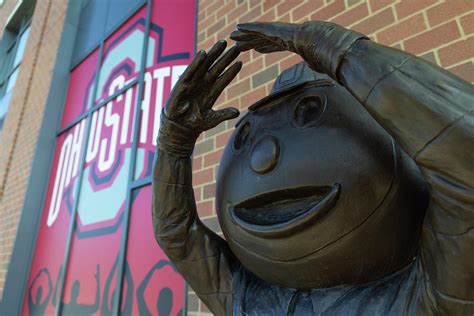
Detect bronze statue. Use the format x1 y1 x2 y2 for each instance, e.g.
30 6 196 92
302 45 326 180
152 21 474 315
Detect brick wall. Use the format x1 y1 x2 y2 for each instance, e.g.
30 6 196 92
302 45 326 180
0 0 67 299
190 0 473 314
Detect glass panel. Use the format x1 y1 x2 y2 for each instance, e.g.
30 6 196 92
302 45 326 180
60 48 99 129
95 6 147 104
13 26 30 67
71 0 108 65
134 0 197 180
0 89 13 130
123 186 185 315
6 67 19 92
22 119 88 316
61 85 138 315
61 220 123 316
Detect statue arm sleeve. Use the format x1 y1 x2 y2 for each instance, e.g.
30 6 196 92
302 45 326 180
153 149 238 315
337 39 474 311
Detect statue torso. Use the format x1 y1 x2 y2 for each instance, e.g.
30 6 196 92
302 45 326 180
233 262 432 315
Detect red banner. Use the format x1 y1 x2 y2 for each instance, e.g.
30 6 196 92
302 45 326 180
24 1 196 315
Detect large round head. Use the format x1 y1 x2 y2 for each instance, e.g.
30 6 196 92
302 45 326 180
216 63 429 289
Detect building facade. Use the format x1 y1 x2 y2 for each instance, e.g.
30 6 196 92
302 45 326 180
0 0 472 315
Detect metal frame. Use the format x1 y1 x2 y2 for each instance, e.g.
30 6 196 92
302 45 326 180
70 0 147 70
0 20 31 99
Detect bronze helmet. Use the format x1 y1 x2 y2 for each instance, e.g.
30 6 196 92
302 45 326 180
216 62 429 289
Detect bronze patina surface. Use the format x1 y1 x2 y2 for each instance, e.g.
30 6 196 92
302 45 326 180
152 21 474 315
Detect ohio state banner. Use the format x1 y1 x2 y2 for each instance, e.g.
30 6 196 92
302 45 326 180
23 1 196 315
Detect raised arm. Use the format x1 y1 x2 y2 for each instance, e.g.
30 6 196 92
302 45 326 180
232 21 474 314
335 34 474 315
152 41 242 315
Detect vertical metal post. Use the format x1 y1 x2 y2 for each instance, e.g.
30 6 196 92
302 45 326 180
111 0 152 314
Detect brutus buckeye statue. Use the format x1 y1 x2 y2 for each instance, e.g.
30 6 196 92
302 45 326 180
152 21 473 315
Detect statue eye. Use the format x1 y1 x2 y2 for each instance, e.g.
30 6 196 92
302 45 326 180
233 122 251 151
293 96 325 127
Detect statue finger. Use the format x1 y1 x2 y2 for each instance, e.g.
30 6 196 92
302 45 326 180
255 44 285 54
179 50 207 82
209 107 240 127
196 40 227 77
210 61 242 106
238 22 297 44
237 22 272 35
208 46 241 79
236 38 271 51
230 30 259 41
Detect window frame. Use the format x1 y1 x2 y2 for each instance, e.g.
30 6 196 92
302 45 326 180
0 18 31 130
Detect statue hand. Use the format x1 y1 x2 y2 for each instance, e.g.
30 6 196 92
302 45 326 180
164 40 241 134
231 21 367 78
158 40 241 156
230 22 299 53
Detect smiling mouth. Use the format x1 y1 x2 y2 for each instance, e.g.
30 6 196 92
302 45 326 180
230 184 341 237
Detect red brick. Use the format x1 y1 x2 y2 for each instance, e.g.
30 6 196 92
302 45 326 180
199 37 218 51
279 12 291 22
238 5 262 23
217 22 237 40
198 8 206 22
369 0 395 13
215 92 226 108
193 168 214 185
206 1 223 16
377 13 426 45
228 78 251 100
239 57 264 79
404 21 461 54
228 3 248 23
216 130 234 148
427 1 473 27
193 187 202 201
193 156 203 170
240 86 267 109
276 0 304 17
216 1 235 18
460 12 474 35
438 37 474 67
395 0 438 20
264 50 292 67
197 200 214 217
207 17 226 37
447 61 474 83
187 293 200 311
203 183 216 199
264 0 282 12
204 149 224 167
292 0 325 22
311 0 346 21
352 7 395 35
280 54 303 70
330 2 369 27
256 7 277 22
198 13 216 32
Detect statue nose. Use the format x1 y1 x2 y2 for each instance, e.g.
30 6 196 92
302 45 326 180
250 135 280 174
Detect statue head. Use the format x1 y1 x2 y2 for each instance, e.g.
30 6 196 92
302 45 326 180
216 62 429 289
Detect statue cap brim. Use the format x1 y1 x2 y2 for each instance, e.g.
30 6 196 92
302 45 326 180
249 62 333 112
